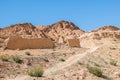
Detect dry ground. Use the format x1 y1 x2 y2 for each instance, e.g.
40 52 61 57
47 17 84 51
0 38 120 80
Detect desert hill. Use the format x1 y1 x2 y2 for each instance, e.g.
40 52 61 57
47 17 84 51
0 20 85 48
0 23 47 48
37 20 80 31
91 25 120 32
0 20 120 80
0 21 120 49
0 23 47 38
37 20 84 43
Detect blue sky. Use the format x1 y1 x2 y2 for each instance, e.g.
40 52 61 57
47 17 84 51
0 0 120 31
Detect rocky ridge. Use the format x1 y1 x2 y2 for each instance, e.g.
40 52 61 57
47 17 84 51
37 20 84 43
0 20 85 48
0 20 120 48
91 25 120 32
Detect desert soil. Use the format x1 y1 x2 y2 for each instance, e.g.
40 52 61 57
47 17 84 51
0 38 120 80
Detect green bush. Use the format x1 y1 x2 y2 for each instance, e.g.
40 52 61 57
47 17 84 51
59 58 65 62
28 68 44 77
88 67 102 77
110 59 117 66
12 55 22 63
105 77 113 80
77 61 84 65
0 56 8 61
25 52 31 56
53 48 56 51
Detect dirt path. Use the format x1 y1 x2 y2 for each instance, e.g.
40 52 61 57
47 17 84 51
43 46 99 76
6 46 99 80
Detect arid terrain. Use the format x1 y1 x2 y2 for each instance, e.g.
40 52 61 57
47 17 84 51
0 20 120 80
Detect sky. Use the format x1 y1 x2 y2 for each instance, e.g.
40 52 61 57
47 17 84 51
0 0 120 31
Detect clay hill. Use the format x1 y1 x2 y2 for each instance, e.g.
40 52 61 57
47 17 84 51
0 20 120 80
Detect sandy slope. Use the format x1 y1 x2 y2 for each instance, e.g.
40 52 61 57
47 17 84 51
43 46 99 76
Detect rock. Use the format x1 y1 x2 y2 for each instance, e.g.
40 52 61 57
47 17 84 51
114 71 120 78
79 69 86 79
37 20 85 44
58 37 64 44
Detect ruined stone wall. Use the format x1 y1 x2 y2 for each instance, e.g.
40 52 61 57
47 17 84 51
67 39 80 47
6 36 54 50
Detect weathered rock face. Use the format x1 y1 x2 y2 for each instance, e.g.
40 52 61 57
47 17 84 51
6 36 54 50
90 31 120 39
0 23 47 38
37 20 85 44
37 20 80 31
0 23 48 48
67 39 80 47
0 21 84 48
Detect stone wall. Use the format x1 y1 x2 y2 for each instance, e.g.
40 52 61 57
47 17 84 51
6 36 54 50
67 39 80 47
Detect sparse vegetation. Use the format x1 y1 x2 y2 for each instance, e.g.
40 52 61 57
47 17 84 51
110 59 117 66
53 48 56 51
12 55 22 63
0 56 8 62
105 77 113 80
59 58 65 62
51 71 58 75
93 62 100 67
25 52 31 56
87 66 102 77
77 61 84 65
28 68 44 77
